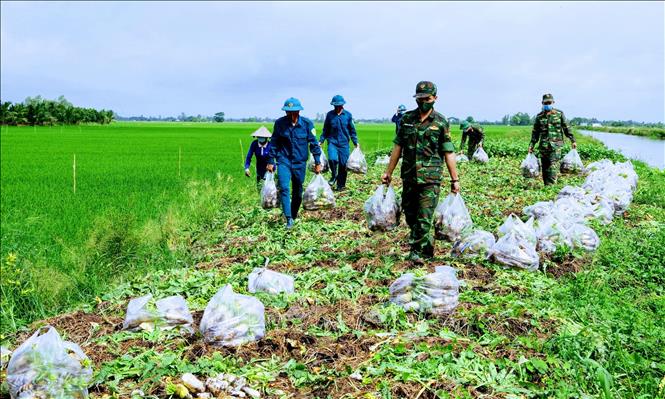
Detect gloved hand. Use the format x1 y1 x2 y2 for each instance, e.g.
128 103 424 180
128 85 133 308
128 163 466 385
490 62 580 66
244 168 251 177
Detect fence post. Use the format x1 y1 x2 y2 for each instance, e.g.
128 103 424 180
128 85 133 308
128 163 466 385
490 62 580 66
73 154 77 194
178 146 182 177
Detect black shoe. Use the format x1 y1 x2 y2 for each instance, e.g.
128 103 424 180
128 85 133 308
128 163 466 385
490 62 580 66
335 186 346 192
407 252 425 266
328 177 337 185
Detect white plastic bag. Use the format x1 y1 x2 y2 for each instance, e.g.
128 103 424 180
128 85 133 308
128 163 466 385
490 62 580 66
347 147 368 174
303 174 335 210
534 216 572 254
523 201 553 220
200 285 265 347
363 185 401 231
521 153 540 178
308 151 329 173
452 229 496 258
434 193 473 241
568 223 600 251
472 147 489 163
456 153 469 163
7 326 92 399
122 294 194 334
497 214 537 246
490 231 539 271
374 155 390 166
557 186 589 202
389 266 460 315
248 268 294 294
560 149 583 174
261 172 279 209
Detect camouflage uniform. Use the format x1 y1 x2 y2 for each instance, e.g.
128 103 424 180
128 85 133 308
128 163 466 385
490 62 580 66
530 94 575 185
395 86 456 258
460 124 485 159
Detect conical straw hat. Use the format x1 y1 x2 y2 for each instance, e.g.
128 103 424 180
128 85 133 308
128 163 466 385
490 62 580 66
251 126 272 138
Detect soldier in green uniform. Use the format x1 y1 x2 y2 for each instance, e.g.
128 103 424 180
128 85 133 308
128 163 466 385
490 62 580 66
528 93 576 185
382 81 460 265
459 121 485 160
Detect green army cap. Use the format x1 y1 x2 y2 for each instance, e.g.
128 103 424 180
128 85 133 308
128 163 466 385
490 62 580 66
414 81 437 98
542 93 554 103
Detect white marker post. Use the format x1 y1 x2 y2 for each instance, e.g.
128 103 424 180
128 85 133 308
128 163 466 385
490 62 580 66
178 146 182 177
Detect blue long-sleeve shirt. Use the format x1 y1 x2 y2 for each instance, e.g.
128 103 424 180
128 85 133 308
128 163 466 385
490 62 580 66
244 140 272 171
268 115 321 166
320 109 358 147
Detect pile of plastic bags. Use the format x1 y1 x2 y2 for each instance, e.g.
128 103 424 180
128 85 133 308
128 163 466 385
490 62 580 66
364 185 401 231
7 326 92 399
517 159 638 258
248 267 295 294
261 172 279 209
434 193 473 241
472 147 489 163
560 149 584 174
122 294 195 334
347 147 368 174
521 153 540 178
389 266 460 315
303 175 336 210
200 285 265 347
308 152 329 173
452 229 495 259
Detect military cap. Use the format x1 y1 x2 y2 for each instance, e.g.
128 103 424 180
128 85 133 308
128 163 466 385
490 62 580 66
413 81 437 98
542 93 554 103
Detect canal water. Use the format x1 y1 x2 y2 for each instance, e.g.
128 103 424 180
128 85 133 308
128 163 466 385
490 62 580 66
578 129 664 170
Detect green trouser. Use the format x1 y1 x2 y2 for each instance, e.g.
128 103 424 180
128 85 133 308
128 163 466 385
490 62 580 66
402 183 441 258
540 149 561 185
466 139 481 160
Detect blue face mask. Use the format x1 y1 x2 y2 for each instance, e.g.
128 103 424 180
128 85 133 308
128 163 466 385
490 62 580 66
258 138 267 144
543 104 553 111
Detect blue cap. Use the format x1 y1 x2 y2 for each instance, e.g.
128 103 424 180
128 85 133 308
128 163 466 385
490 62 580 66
330 95 346 106
398 104 406 112
282 97 303 111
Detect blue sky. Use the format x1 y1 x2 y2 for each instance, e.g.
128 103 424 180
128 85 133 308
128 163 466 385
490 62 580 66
1 1 664 121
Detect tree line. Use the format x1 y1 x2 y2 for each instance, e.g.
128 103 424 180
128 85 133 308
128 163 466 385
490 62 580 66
0 96 114 125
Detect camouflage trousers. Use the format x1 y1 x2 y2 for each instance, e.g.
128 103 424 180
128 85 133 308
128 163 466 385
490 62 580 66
402 183 441 258
540 149 561 185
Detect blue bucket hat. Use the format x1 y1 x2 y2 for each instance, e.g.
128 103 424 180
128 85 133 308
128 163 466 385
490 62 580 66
330 95 346 106
282 97 304 111
398 104 406 112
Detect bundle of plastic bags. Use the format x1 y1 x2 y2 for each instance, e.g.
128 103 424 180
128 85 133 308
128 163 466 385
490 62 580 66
363 185 401 231
7 326 92 399
523 201 553 220
472 147 489 163
551 196 594 225
303 174 335 210
451 229 495 259
307 152 329 173
490 231 540 271
557 185 589 202
497 214 537 246
200 285 265 347
560 149 584 174
521 153 540 178
434 193 473 241
374 155 390 166
456 153 469 163
261 172 279 209
389 266 460 315
347 147 368 174
122 294 194 334
248 268 294 294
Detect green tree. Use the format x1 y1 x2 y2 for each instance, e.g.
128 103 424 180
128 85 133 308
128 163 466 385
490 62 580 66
213 112 225 123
